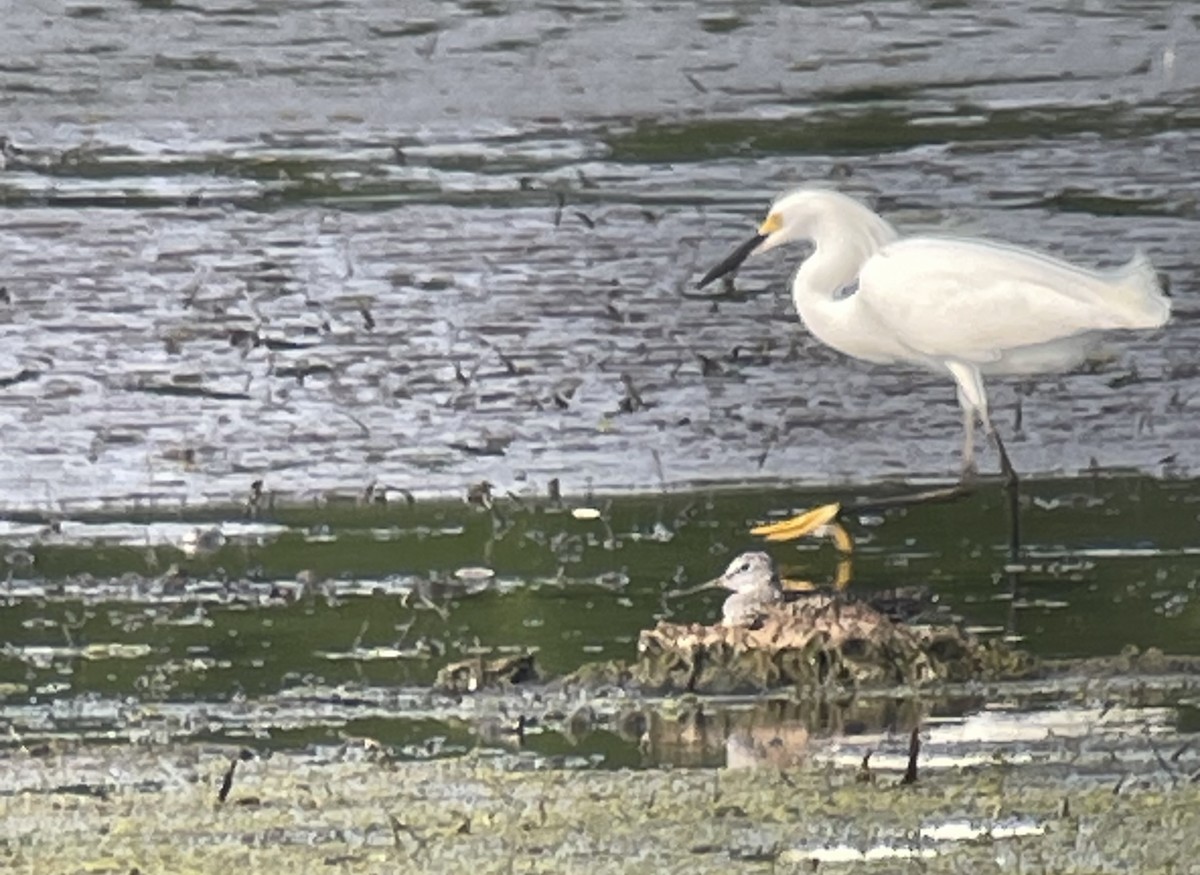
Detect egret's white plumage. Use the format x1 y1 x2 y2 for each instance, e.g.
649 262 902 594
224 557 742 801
699 187 1170 475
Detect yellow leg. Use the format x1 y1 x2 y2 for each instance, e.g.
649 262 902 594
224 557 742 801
832 554 853 591
779 577 818 593
750 503 843 543
827 521 854 554
753 503 855 591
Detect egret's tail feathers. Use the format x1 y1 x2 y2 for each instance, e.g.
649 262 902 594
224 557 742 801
1110 251 1170 328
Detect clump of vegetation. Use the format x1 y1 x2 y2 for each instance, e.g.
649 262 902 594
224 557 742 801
631 594 1037 694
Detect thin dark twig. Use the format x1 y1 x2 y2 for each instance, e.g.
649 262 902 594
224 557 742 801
901 727 920 785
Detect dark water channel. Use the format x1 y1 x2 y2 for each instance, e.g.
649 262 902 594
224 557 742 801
2 1 1200 769
2 477 1200 768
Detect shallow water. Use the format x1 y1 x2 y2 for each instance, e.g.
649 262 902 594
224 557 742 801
2 0 1199 507
2 478 1199 765
1 1 1200 769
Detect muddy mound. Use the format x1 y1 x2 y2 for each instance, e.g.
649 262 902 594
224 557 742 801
437 595 1037 696
632 594 1036 694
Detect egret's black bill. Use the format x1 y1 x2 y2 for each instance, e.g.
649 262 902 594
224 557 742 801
696 233 767 289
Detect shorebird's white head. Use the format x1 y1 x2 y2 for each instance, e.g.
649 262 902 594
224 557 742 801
712 551 778 595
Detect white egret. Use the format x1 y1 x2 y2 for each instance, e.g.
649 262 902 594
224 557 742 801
699 188 1171 551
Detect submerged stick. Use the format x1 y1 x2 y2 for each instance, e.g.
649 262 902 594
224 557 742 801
901 727 920 785
217 757 238 803
216 749 255 804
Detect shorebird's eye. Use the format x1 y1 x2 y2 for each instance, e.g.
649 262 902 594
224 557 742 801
738 562 751 573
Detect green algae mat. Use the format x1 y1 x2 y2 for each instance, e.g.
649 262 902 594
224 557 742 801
4 742 1199 874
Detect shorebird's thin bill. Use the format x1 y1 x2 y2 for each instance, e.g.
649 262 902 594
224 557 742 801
664 578 724 599
751 503 842 543
696 232 767 289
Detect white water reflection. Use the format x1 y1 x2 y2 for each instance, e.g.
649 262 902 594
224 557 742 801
781 819 1047 866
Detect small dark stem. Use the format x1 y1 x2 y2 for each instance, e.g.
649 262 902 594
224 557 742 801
841 483 973 515
901 727 920 785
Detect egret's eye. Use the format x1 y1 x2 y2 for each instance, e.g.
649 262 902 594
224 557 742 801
738 562 751 573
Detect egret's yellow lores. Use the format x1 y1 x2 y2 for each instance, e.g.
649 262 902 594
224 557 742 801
700 188 1171 545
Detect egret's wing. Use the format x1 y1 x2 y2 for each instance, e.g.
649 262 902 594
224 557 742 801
856 238 1165 363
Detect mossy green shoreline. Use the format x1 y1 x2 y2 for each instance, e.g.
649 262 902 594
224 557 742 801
3 742 1197 874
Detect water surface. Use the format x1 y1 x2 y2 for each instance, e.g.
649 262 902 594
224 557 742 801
1 0 1197 507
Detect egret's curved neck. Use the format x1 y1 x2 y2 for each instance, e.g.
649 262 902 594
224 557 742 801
794 201 896 302
790 202 898 361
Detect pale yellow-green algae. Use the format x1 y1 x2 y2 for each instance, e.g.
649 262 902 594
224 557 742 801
3 742 1199 874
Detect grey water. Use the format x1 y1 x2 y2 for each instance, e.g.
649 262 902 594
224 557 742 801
1 0 1198 510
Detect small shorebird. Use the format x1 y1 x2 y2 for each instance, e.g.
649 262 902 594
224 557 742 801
679 546 932 628
665 551 787 626
705 551 785 627
669 507 853 626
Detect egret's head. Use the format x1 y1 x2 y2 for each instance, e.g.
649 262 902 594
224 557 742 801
696 188 893 289
710 551 777 594
759 189 835 251
695 189 824 288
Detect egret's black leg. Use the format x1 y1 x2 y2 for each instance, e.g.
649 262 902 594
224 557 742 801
992 430 1021 561
759 410 1022 562
817 432 1019 560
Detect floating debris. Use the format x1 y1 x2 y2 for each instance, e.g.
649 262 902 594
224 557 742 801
245 479 266 517
180 527 225 557
466 481 494 509
454 566 496 582
435 652 538 693
617 373 647 413
131 381 251 402
449 435 512 457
